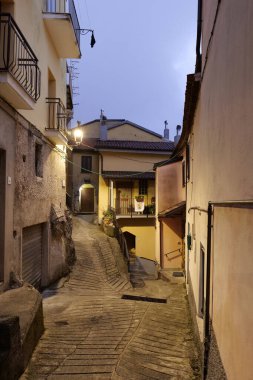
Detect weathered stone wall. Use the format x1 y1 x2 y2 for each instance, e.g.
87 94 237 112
0 96 73 289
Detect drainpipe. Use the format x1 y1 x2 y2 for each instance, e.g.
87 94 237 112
203 202 213 379
195 0 202 73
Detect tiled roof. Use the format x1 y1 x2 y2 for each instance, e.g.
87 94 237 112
102 171 155 179
70 138 99 151
95 140 174 152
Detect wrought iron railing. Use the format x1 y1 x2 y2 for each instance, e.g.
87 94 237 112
0 13 41 101
43 0 80 48
46 98 67 132
115 197 156 217
110 208 130 261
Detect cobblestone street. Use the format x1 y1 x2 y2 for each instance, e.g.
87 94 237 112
21 216 200 380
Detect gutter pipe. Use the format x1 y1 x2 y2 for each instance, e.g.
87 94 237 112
195 0 202 73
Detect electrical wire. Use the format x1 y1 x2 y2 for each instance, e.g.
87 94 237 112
84 0 92 29
54 145 156 178
72 141 170 164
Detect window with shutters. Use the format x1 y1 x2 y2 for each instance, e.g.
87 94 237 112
81 156 92 173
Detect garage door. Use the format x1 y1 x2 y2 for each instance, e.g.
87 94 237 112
22 223 43 289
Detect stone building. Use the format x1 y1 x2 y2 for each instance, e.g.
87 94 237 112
0 0 80 291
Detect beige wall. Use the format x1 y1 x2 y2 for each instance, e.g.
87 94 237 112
157 160 185 213
211 207 253 379
185 0 253 374
12 0 67 132
71 122 164 142
0 102 16 289
72 121 100 139
160 217 184 269
119 222 156 261
108 124 162 141
102 152 169 172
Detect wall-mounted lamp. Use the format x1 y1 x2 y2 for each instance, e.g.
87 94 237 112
74 129 83 144
78 29 96 48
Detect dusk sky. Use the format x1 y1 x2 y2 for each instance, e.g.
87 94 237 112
73 0 198 140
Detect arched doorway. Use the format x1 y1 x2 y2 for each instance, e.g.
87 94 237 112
79 184 95 213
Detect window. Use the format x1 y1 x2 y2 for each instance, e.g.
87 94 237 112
139 179 147 195
35 143 43 177
182 161 186 187
81 156 92 173
186 143 190 181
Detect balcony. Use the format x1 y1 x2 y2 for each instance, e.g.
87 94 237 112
114 197 156 219
0 13 41 109
43 0 81 58
45 98 68 145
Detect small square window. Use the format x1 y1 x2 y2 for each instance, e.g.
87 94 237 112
81 156 92 173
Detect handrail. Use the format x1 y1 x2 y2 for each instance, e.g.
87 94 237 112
165 248 181 257
110 208 130 261
46 97 67 132
0 13 41 101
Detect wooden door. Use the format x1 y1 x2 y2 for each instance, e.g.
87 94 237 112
80 188 94 212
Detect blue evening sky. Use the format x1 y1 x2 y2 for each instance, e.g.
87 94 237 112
73 0 197 140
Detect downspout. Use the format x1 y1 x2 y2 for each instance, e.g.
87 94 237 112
203 202 213 379
195 0 202 73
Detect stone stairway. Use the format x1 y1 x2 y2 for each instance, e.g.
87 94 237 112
128 254 158 288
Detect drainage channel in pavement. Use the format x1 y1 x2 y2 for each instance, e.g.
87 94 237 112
121 294 167 303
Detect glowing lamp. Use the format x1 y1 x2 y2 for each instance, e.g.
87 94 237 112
74 129 83 144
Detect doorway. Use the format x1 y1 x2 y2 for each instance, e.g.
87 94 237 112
79 184 95 213
0 149 6 281
123 231 136 254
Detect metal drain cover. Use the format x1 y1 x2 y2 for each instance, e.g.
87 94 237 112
122 294 167 303
172 271 184 277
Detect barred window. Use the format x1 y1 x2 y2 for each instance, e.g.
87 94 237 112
81 156 92 173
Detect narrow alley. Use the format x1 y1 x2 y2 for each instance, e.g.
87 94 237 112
21 216 200 380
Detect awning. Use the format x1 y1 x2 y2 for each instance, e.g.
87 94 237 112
158 201 186 218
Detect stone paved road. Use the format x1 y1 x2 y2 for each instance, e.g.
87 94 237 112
21 216 200 380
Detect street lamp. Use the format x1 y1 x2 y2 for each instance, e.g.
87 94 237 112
78 29 96 48
74 129 83 144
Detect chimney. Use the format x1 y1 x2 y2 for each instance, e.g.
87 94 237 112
100 109 107 140
163 120 169 140
174 124 181 145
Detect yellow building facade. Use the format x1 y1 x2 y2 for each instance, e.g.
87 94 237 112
70 118 174 261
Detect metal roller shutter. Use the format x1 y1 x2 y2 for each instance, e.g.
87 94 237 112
22 223 43 289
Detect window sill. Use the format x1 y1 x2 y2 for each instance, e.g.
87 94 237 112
36 176 43 183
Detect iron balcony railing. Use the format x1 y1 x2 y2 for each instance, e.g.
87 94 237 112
0 13 41 101
115 197 156 217
43 0 80 48
46 98 67 132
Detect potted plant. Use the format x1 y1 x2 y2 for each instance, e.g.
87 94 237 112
135 195 144 202
102 209 115 237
